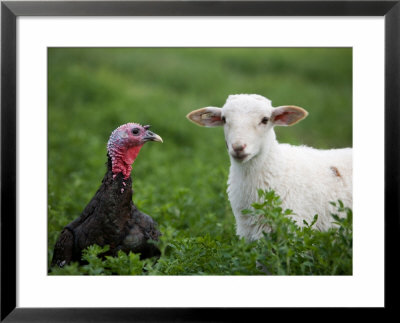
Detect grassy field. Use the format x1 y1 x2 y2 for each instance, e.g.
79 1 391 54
48 48 352 275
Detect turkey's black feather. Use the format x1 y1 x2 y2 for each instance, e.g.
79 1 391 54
51 155 161 268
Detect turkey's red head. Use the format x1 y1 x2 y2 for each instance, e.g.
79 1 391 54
107 123 163 179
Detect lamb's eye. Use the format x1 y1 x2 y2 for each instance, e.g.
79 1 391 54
261 117 269 125
222 116 226 124
132 128 140 135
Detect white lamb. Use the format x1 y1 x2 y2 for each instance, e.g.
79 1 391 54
187 94 352 241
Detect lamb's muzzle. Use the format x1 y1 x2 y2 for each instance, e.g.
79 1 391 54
231 142 248 161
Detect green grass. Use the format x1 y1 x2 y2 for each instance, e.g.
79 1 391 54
48 48 352 275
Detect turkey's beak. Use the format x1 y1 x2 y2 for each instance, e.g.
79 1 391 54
143 130 163 143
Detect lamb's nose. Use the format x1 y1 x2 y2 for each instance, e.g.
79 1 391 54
232 143 247 152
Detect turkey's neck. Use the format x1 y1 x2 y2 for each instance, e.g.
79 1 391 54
105 155 134 197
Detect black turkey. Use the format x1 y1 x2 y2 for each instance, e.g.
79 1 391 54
51 123 163 267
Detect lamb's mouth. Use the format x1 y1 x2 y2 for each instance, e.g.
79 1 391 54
232 153 250 162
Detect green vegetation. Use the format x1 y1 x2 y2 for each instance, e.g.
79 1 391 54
49 190 352 276
48 48 352 275
248 191 352 275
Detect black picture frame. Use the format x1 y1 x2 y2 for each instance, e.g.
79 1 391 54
1 1 398 321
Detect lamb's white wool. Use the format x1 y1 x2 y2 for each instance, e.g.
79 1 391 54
187 94 352 241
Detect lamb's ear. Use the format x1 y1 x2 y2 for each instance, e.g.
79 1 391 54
186 107 223 127
271 105 308 126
